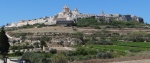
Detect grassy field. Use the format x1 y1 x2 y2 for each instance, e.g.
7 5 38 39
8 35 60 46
72 42 150 63
92 42 150 51
77 42 150 57
114 42 150 48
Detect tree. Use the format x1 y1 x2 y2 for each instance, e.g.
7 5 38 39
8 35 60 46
76 17 98 27
0 27 10 63
51 53 68 63
22 52 46 63
50 49 57 54
40 36 47 50
74 32 85 45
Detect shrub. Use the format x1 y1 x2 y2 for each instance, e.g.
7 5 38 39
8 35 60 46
86 49 97 55
95 40 113 45
67 56 75 62
9 51 23 56
22 52 46 63
51 53 68 63
75 47 88 55
96 52 113 59
129 49 141 52
50 49 57 54
76 17 98 27
44 53 52 58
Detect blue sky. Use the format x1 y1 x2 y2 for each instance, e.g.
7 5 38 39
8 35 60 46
0 0 150 26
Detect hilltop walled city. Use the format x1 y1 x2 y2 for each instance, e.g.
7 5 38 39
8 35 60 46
1 5 150 63
6 5 144 27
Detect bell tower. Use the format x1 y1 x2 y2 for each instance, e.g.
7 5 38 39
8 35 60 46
62 5 70 12
74 8 78 13
100 10 105 16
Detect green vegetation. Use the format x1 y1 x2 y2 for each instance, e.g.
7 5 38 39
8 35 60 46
122 32 150 42
11 33 30 38
17 42 150 62
10 45 34 50
108 20 145 28
0 27 10 63
51 53 68 63
76 17 147 28
114 42 150 48
6 17 150 62
65 46 113 61
20 23 46 28
21 52 68 63
67 42 150 61
76 17 98 27
22 52 46 63
9 51 24 57
86 30 150 42
50 49 57 54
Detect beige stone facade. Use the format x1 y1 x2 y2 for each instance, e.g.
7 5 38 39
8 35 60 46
6 5 144 27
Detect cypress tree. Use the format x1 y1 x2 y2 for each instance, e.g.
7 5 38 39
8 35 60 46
0 27 10 63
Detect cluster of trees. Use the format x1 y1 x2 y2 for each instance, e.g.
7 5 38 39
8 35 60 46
107 20 146 28
92 31 150 42
20 47 114 63
10 45 34 50
76 17 98 27
122 32 150 42
9 51 24 57
71 30 150 53
73 31 113 46
75 17 101 29
21 51 67 63
76 17 147 28
22 52 46 63
64 46 114 61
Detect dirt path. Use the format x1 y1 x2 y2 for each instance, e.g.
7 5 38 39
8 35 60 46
70 55 150 63
111 59 150 63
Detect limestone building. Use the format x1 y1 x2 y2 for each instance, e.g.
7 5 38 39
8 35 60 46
5 5 144 27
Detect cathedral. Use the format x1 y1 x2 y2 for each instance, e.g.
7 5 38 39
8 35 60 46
55 5 80 22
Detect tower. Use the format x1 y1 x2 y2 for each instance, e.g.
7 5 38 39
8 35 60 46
74 8 78 13
100 10 105 16
72 8 79 15
62 5 70 12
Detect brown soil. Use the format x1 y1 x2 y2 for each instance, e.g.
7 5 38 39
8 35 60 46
70 55 150 63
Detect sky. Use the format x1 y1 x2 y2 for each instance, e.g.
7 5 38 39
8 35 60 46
0 0 150 26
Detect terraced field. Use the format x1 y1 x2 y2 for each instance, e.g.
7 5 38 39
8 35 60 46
114 42 150 48
10 26 150 34
90 42 150 52
71 42 150 63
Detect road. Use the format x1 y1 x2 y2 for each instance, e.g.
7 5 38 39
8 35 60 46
0 59 3 63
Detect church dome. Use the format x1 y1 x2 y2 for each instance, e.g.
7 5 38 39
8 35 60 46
62 5 70 12
74 8 78 12
63 5 69 9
